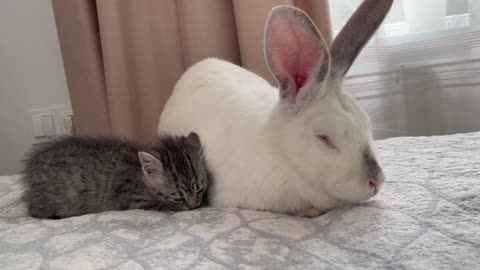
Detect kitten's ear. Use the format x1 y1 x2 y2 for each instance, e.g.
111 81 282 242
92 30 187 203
183 132 201 151
138 151 163 176
138 151 168 190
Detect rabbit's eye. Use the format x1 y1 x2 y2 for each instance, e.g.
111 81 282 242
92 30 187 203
316 134 336 149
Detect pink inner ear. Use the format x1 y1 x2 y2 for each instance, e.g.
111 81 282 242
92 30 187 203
294 75 307 93
266 10 324 95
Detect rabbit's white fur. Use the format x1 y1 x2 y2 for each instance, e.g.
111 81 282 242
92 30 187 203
158 1 392 216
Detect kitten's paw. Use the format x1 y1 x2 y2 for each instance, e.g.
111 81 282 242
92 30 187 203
295 207 325 218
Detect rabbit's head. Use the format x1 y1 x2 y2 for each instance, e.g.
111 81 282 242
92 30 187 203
265 0 392 203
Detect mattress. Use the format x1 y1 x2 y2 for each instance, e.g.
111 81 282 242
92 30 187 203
0 132 479 269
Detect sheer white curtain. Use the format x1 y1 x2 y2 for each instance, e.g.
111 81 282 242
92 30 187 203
330 0 480 139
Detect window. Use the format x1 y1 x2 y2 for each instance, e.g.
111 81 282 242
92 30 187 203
330 0 475 38
329 0 480 139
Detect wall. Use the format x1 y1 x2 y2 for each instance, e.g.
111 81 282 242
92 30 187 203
0 0 71 175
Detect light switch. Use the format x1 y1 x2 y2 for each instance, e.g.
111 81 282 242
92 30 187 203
32 114 55 138
41 114 55 137
32 114 45 138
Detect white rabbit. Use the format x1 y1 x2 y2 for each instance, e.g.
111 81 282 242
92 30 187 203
158 0 393 217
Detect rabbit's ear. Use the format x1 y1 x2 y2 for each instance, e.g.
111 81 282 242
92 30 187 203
265 6 330 108
330 0 393 79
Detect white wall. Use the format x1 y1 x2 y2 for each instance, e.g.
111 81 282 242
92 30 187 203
0 0 71 175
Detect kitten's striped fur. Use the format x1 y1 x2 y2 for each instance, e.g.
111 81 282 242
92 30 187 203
21 133 211 219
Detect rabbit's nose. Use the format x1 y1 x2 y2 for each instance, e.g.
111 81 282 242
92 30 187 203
368 180 380 194
368 172 385 194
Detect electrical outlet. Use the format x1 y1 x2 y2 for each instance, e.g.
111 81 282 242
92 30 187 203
55 110 73 135
59 112 74 135
28 105 74 138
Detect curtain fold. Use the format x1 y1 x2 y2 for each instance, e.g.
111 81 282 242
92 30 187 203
95 0 185 142
52 0 332 142
176 0 242 67
52 0 110 136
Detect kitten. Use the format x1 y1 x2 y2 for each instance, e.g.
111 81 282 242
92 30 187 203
21 132 211 219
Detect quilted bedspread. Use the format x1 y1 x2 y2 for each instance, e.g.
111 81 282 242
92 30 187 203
1 132 479 270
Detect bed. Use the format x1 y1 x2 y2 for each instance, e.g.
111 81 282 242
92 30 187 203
1 132 479 269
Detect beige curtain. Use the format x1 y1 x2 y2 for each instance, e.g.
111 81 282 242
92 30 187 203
52 0 332 143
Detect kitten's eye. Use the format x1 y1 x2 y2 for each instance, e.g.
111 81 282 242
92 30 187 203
173 197 186 203
316 134 336 149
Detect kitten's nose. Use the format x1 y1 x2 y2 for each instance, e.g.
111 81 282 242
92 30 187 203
187 199 198 209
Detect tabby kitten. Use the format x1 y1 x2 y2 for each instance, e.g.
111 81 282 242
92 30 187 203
21 132 211 219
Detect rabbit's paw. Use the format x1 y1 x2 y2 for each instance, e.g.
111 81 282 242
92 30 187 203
295 207 325 218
